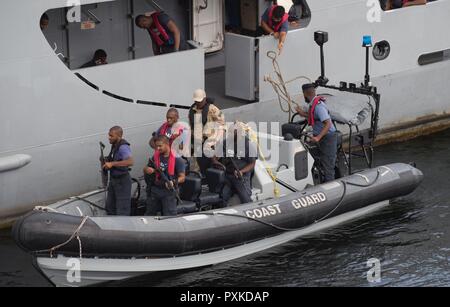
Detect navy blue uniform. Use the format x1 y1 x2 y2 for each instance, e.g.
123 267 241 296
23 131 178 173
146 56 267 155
145 156 186 216
106 141 132 216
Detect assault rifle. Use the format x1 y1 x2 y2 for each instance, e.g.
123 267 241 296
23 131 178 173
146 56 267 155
147 159 183 204
99 142 108 188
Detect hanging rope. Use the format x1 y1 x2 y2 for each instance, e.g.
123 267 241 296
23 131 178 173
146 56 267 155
264 51 312 121
35 215 89 259
234 121 280 198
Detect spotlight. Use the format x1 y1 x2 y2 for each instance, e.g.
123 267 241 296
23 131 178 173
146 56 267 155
314 31 329 47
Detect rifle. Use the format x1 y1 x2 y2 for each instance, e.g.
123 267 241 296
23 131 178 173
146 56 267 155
147 159 183 204
219 155 243 180
229 158 243 180
99 142 108 188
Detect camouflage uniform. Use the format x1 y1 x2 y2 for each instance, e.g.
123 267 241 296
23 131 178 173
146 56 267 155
190 103 226 174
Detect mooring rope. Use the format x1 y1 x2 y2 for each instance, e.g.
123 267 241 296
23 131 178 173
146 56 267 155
264 51 312 121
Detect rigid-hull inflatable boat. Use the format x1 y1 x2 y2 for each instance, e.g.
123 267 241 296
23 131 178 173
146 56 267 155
13 163 423 287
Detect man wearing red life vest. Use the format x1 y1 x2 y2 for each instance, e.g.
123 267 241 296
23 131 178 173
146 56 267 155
135 12 187 55
150 108 189 156
261 5 289 54
144 135 186 216
295 83 338 183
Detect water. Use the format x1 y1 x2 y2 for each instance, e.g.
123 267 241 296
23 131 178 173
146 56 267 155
1 129 449 287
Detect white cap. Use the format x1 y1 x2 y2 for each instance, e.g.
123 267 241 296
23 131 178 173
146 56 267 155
193 89 206 102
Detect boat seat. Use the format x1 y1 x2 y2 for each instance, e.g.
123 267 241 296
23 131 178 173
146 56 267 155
178 175 202 214
198 168 225 209
177 201 198 214
198 192 222 206
179 175 202 202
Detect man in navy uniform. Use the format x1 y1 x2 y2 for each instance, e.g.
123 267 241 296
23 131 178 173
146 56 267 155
144 135 186 216
295 83 338 182
103 126 134 216
214 124 257 206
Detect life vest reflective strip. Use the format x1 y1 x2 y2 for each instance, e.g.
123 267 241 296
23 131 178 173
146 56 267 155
154 150 176 181
159 122 184 144
148 12 170 47
268 5 289 32
308 96 326 127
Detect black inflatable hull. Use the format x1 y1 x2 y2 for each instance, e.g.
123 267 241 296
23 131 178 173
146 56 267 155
13 163 422 258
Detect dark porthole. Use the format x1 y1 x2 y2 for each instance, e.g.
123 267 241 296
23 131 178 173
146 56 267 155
373 40 390 61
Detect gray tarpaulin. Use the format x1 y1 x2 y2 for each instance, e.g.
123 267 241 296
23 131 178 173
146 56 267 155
312 93 371 126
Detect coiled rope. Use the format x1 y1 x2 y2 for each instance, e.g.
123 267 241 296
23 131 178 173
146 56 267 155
264 51 312 121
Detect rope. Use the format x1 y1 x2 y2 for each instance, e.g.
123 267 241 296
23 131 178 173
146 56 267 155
264 51 312 121
35 215 89 259
235 121 281 198
198 168 384 232
314 168 382 223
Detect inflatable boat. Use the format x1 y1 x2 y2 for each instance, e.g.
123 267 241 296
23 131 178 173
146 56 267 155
13 46 424 286
13 161 422 287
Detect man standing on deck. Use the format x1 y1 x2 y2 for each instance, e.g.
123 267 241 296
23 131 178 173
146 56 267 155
144 136 186 216
295 83 338 183
135 13 188 55
261 4 289 54
103 126 134 216
188 89 226 176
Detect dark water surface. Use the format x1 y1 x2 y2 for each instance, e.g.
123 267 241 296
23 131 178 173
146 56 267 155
1 129 449 287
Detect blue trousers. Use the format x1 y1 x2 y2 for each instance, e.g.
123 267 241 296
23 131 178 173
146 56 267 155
318 133 338 183
145 186 177 217
106 174 132 216
222 173 253 205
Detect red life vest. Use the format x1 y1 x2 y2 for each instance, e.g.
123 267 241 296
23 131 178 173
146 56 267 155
268 5 289 32
308 96 326 127
159 122 184 144
154 150 176 181
148 12 170 47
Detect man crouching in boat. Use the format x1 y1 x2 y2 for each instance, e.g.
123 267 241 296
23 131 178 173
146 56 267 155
213 123 257 206
295 84 338 183
144 135 186 216
103 126 134 216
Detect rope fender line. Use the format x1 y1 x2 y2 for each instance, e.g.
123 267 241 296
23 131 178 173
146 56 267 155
202 168 384 232
30 171 383 257
34 215 89 259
